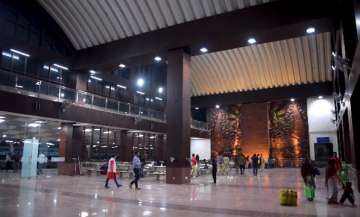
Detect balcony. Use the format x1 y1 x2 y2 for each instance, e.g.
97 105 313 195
0 69 209 131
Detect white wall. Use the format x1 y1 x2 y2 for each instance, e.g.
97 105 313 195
307 96 338 160
190 138 211 160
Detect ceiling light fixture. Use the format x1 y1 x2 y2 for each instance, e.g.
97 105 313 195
119 64 126 68
2 52 19 60
154 56 162 62
28 123 41 127
158 87 164 94
53 64 69 70
117 84 127 89
247 38 256 44
318 96 323 99
0 120 5 123
136 91 145 95
137 78 145 87
155 97 163 101
90 76 102 81
10 48 30 57
89 70 96 75
215 104 220 109
290 98 295 102
306 27 315 34
195 107 199 110
200 47 208 53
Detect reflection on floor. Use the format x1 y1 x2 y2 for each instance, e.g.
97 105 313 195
0 169 359 217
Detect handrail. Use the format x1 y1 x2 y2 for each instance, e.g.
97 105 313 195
0 69 209 130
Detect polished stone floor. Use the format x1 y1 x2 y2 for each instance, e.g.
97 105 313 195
0 168 358 217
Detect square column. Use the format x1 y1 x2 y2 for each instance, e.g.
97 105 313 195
166 49 191 184
58 123 86 175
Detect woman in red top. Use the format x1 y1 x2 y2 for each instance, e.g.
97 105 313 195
105 156 121 188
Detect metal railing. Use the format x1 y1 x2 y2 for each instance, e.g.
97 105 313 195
0 69 209 130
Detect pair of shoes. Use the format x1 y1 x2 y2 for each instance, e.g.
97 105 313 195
104 185 109 189
135 188 141 190
117 184 122 188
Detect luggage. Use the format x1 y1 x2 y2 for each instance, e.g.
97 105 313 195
279 189 298 206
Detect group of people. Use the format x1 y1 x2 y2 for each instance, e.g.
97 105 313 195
104 152 142 190
250 154 266 176
4 152 47 175
300 153 355 206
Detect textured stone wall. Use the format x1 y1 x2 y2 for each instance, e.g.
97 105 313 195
208 99 309 167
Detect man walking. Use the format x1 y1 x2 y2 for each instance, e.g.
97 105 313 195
251 154 259 176
130 152 141 190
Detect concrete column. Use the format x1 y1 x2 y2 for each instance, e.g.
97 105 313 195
166 49 191 184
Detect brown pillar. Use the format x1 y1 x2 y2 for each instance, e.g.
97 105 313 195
166 49 191 184
119 130 131 162
58 123 85 175
75 72 88 91
156 134 166 161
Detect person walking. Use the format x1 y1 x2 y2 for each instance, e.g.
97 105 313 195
37 153 47 175
260 154 266 172
195 154 200 176
191 154 197 177
238 153 246 175
105 156 121 188
301 158 316 201
5 154 12 172
251 154 259 176
211 155 218 184
326 157 340 204
130 152 142 190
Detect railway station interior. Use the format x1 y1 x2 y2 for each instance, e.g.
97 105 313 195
0 0 360 216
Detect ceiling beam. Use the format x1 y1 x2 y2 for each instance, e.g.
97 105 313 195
191 82 333 108
73 0 337 70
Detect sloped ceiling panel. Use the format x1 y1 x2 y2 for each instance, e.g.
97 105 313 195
190 32 332 96
38 0 276 49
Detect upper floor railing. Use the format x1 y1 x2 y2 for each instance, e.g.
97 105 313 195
0 69 209 130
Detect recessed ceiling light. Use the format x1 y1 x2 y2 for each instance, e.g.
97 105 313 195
154 56 162 62
117 84 127 89
306 27 315 34
215 104 220 109
290 98 295 102
247 38 256 44
0 116 6 119
158 87 164 94
195 107 199 110
318 96 323 99
119 64 126 68
89 70 96 75
200 47 208 53
0 120 5 123
137 78 145 87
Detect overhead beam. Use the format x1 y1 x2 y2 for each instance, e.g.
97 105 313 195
191 82 333 108
73 0 336 70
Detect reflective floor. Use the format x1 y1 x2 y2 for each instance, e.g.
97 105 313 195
0 169 359 217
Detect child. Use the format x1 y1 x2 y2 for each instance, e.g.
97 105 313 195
340 182 355 207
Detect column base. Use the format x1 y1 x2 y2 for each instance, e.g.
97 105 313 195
166 167 191 184
58 162 80 176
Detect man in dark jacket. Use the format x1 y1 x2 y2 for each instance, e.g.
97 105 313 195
251 154 259 176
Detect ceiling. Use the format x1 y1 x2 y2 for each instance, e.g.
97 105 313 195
37 0 276 50
190 32 332 96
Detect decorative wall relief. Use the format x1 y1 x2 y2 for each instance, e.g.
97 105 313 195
269 100 309 167
208 99 309 167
